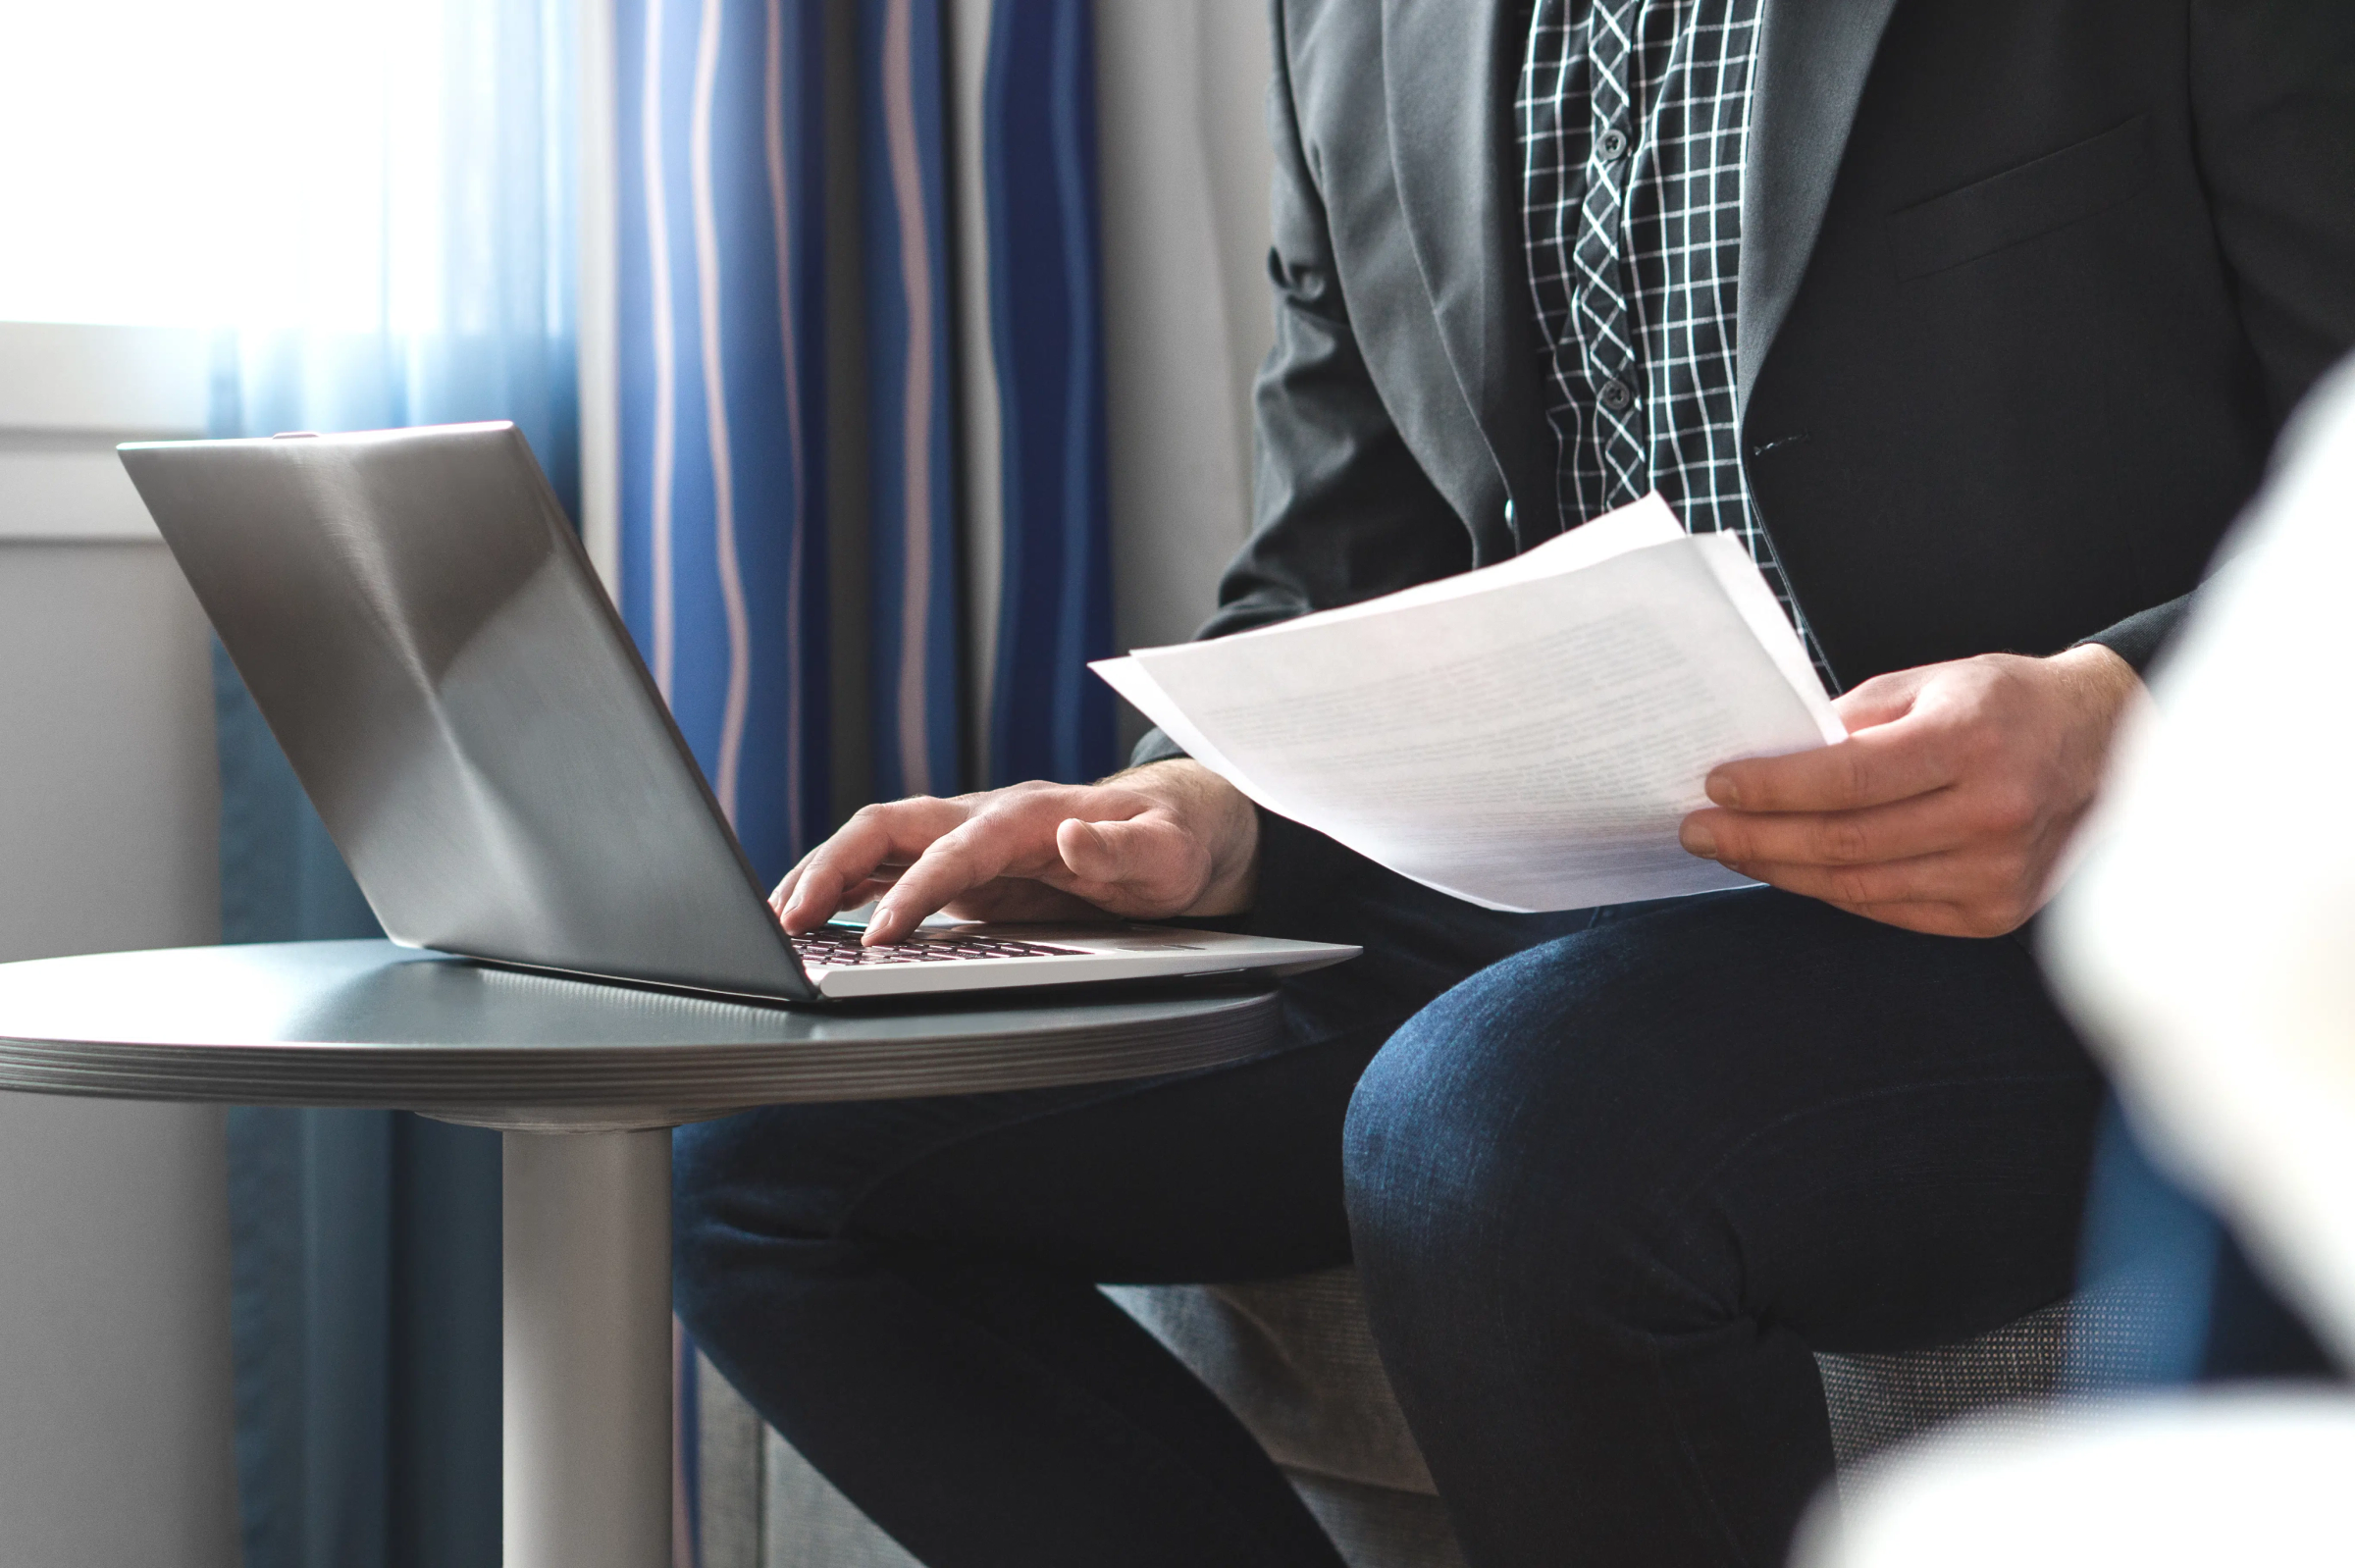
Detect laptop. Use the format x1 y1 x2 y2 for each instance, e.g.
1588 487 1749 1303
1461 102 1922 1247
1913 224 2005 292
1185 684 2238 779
117 422 1358 1003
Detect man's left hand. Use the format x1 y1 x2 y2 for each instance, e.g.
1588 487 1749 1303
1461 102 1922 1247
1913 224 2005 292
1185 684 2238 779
1678 646 2144 938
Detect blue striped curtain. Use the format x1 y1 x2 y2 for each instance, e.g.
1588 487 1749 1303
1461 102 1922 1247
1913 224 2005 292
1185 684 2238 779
983 0 1116 787
617 0 832 883
615 0 1111 846
864 0 964 800
608 3 1115 1560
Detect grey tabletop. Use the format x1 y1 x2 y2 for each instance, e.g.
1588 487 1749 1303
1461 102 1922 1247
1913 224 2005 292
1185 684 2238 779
0 941 1284 1132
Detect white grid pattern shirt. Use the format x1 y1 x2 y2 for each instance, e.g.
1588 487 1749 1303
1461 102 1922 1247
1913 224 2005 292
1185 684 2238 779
1518 0 1832 680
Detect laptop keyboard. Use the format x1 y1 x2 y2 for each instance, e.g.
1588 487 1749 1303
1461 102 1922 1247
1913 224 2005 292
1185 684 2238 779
790 930 1091 967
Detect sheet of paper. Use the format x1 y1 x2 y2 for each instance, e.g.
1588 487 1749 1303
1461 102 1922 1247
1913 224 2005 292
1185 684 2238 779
1095 498 1843 913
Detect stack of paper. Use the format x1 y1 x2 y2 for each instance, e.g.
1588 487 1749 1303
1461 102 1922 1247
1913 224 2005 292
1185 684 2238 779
1093 495 1845 912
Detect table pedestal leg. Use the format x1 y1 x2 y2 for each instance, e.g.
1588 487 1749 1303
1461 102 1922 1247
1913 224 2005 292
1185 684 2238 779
502 1127 673 1568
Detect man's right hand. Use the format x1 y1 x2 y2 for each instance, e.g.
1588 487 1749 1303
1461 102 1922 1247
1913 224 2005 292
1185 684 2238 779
771 759 1260 946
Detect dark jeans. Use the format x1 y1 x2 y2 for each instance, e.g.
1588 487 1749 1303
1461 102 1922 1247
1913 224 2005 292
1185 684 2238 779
673 870 2103 1568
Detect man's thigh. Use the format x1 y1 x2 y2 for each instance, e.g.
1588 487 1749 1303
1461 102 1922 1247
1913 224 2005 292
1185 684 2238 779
676 1026 1382 1285
677 868 1599 1285
1348 887 2107 1350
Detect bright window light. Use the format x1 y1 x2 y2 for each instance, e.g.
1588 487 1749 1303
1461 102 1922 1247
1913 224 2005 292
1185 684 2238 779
0 0 462 331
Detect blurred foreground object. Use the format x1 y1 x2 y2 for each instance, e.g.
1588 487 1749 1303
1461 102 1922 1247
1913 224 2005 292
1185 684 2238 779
1798 1393 2355 1567
2045 358 2355 1364
1800 358 2355 1567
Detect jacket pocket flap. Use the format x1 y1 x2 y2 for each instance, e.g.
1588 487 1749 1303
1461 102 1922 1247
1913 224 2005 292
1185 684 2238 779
1891 116 2151 281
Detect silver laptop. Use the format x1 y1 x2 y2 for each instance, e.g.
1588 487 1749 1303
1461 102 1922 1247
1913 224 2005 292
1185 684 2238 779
118 422 1357 1003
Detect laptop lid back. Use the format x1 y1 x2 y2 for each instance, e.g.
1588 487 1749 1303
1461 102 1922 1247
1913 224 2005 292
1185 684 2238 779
120 422 812 1001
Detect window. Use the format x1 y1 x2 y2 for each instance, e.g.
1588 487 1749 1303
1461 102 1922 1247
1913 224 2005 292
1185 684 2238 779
0 0 489 331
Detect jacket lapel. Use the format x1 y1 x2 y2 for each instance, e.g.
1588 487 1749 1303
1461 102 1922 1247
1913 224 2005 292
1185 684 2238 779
1383 0 1538 557
1738 0 1903 419
1382 0 1902 536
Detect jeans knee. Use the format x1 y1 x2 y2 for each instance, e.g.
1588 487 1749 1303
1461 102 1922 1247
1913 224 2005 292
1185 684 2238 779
1342 970 1553 1275
670 1106 872 1343
1342 942 1726 1329
1339 1013 1438 1234
670 1114 757 1329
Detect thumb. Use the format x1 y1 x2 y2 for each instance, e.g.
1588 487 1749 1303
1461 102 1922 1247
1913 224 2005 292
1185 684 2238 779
1055 815 1198 900
1831 668 1926 735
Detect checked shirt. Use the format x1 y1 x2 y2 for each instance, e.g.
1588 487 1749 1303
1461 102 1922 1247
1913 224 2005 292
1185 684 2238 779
1517 0 1833 680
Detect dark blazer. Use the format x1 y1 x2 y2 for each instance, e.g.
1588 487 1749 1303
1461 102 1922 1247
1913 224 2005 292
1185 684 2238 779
1178 0 2355 691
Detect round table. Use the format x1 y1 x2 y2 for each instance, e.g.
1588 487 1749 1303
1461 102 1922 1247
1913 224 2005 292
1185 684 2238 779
0 940 1282 1568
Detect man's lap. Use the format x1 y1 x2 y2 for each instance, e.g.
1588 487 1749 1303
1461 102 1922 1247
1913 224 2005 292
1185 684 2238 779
1345 889 2104 1351
674 1024 1381 1289
674 866 1596 1295
677 876 2102 1327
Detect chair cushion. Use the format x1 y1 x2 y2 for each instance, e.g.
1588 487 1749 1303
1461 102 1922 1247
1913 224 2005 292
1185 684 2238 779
1106 1273 1438 1491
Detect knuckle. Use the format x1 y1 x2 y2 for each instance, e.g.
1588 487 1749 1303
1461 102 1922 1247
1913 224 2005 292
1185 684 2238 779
963 797 1015 828
972 791 1050 827
903 834 970 881
936 825 993 865
989 782 1078 821
1817 818 1872 864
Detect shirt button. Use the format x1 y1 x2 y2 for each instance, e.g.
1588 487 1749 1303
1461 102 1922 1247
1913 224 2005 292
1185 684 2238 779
1597 128 1630 162
1598 378 1636 413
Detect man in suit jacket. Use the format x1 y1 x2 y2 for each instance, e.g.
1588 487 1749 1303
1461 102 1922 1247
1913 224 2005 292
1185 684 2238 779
677 4 2355 1564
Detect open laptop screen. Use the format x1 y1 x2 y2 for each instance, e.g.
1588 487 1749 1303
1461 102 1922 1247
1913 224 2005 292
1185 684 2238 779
120 423 812 1001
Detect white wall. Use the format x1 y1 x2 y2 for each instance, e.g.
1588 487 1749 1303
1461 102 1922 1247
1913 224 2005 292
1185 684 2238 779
0 542 221 960
1095 0 1278 747
0 322 240 1568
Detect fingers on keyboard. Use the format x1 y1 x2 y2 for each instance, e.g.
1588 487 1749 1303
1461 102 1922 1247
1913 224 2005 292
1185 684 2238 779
789 934 1088 967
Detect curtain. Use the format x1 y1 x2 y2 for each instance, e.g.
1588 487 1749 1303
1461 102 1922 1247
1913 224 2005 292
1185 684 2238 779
600 2 1116 1560
980 0 1115 786
615 0 832 877
209 3 578 1565
603 0 1116 888
863 0 965 802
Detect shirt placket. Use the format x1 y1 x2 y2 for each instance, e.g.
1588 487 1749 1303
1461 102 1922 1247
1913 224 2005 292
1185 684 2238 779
1572 0 1649 509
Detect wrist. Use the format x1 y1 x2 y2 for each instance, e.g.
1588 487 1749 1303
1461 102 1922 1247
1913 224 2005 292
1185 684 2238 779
2052 642 2142 724
2045 643 2146 821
